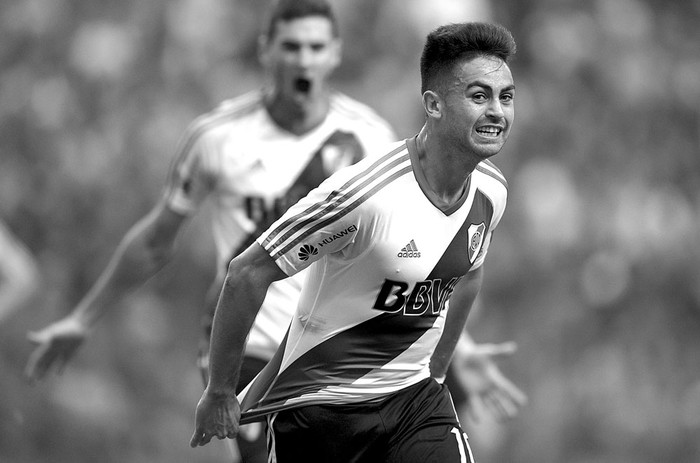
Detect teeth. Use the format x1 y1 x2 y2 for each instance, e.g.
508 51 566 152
476 127 501 136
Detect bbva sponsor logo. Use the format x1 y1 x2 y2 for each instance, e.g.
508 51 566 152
372 277 461 316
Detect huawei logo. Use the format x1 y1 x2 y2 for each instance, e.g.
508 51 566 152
298 244 319 261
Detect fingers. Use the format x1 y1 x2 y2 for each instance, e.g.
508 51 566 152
190 428 212 448
481 381 528 422
190 399 240 449
473 341 518 359
24 344 53 382
190 424 238 447
483 390 516 421
498 377 528 407
465 394 486 423
24 336 70 382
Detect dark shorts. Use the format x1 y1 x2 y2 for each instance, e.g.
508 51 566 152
267 378 474 463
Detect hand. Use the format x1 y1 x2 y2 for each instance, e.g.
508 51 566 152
25 316 89 382
452 341 528 422
190 390 241 448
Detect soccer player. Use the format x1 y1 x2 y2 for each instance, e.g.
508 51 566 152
190 21 519 463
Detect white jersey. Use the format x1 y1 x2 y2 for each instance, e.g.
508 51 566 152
240 136 507 423
163 90 396 360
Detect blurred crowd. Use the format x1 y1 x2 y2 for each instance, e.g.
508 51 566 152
1 0 699 462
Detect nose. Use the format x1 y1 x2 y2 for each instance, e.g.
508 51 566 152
485 98 505 119
296 46 314 68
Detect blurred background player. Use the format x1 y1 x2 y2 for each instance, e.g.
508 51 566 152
25 1 525 462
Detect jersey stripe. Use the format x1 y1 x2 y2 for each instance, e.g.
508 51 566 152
476 160 508 189
263 143 406 243
261 145 410 259
240 309 437 423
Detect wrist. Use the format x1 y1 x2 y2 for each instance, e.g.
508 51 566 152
204 385 237 400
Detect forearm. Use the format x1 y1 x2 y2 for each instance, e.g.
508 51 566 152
205 245 286 396
73 213 178 327
430 267 483 378
205 276 263 396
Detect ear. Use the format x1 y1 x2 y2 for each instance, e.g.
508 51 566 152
422 90 442 119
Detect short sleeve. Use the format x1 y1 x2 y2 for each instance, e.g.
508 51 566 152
162 120 217 215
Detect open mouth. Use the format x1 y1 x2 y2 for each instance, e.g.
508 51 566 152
475 126 503 138
294 77 312 94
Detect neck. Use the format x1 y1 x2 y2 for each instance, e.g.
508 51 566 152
415 125 477 205
264 88 330 135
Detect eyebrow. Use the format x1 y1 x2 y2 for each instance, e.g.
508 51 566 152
466 81 516 92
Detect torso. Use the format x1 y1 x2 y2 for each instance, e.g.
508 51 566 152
240 137 507 422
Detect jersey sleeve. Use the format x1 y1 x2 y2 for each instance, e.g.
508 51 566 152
256 167 364 276
162 117 218 215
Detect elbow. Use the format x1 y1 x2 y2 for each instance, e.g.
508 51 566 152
223 249 282 293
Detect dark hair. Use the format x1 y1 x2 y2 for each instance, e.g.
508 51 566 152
420 22 516 94
264 0 339 39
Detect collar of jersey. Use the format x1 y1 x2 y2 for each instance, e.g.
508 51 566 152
406 136 471 216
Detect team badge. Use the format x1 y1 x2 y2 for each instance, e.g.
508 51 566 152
467 222 486 264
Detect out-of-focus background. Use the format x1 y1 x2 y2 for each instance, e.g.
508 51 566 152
1 0 699 462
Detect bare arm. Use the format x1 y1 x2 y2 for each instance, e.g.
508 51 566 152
0 222 40 324
190 243 287 447
25 202 189 381
429 266 483 380
434 266 528 422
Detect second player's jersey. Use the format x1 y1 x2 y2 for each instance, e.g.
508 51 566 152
163 90 396 360
240 136 508 423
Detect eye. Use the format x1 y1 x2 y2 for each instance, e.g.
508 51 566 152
281 42 300 52
500 93 514 103
472 92 488 103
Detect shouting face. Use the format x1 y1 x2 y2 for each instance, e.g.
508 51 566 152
438 55 515 160
261 16 341 107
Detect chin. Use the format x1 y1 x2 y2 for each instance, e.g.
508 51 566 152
471 142 503 158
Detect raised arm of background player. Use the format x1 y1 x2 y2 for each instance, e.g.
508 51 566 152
24 198 191 381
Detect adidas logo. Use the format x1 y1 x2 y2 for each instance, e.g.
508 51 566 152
397 239 421 258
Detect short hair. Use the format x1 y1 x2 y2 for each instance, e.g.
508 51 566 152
264 0 339 39
420 22 516 94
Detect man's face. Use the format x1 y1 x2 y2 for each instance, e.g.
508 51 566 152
261 16 341 104
439 56 515 159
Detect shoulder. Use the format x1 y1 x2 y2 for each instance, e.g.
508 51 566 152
328 91 395 134
181 90 264 145
475 159 508 191
474 159 508 212
325 140 410 193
